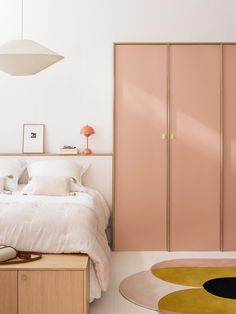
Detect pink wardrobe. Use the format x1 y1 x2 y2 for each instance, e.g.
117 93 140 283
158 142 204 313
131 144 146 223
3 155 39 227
114 43 236 251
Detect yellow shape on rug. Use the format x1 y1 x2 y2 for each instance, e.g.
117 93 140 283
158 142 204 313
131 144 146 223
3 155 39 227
152 267 236 286
158 288 236 314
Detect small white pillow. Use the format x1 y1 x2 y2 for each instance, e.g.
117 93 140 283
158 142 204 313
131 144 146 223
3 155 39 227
31 176 71 196
0 177 5 193
26 159 89 192
0 159 26 191
27 159 89 183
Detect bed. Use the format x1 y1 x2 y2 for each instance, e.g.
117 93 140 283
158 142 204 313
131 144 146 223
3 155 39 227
0 156 112 302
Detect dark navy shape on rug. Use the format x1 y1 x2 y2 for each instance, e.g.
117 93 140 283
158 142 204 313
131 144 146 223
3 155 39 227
203 277 236 300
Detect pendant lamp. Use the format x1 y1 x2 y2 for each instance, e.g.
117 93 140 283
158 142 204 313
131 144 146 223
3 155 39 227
0 0 64 76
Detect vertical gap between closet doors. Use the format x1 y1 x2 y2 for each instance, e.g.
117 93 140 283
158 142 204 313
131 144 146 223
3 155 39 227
220 43 224 251
166 44 171 251
112 43 117 251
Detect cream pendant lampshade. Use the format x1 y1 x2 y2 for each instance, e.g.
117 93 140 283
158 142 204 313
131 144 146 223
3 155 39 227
0 40 64 75
0 1 64 76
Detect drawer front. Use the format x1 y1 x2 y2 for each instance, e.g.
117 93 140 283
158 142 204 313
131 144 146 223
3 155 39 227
0 271 17 314
18 270 84 314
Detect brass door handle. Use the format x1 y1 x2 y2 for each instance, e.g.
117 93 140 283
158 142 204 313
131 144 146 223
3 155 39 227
170 133 175 140
162 133 167 140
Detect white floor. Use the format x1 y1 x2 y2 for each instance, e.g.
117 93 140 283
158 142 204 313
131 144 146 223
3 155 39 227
90 251 236 314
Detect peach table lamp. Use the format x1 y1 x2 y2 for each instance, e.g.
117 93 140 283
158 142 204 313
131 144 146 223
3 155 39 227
80 125 95 155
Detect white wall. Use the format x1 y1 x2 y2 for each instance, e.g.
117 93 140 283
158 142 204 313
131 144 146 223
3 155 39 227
0 0 236 153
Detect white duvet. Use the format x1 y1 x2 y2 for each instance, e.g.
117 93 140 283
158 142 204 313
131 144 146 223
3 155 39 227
0 187 111 297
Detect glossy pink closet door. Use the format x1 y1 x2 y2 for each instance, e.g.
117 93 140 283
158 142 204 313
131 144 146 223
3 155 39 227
170 45 221 251
114 45 167 250
223 45 236 250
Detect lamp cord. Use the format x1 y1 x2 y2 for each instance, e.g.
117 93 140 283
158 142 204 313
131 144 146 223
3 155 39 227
21 0 24 39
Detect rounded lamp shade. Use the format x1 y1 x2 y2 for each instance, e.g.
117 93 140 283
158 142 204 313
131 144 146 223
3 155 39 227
80 125 95 137
0 40 64 75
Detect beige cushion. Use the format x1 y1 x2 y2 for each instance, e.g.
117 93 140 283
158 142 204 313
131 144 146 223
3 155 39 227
31 176 71 196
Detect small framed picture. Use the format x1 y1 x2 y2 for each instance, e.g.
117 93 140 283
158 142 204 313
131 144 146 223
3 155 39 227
22 124 45 153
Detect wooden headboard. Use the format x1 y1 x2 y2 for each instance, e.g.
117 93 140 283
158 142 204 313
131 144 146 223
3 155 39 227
0 155 113 209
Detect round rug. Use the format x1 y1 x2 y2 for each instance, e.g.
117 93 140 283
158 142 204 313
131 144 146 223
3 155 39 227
119 259 236 313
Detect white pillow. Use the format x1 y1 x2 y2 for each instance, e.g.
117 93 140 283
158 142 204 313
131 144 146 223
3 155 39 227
25 159 89 192
31 176 71 196
0 159 26 191
0 177 5 193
